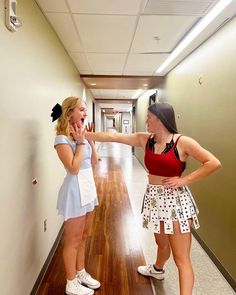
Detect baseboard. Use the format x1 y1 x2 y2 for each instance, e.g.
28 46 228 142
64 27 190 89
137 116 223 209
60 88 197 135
30 224 64 295
191 229 236 292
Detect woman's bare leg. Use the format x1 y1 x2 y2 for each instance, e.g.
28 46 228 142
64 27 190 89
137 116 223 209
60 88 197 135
76 211 94 271
169 221 193 295
63 216 86 280
154 221 171 269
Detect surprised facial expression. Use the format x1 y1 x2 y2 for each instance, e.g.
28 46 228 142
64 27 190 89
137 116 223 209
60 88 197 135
69 101 87 128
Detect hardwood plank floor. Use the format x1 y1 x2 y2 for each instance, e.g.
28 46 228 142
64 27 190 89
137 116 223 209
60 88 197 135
36 157 153 295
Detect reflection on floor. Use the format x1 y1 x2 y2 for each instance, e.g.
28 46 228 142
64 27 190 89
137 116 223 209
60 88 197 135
97 141 235 295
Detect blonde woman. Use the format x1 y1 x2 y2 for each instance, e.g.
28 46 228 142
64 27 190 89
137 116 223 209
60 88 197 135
51 97 100 295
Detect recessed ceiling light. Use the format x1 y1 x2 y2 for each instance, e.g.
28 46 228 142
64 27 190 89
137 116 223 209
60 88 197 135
91 83 96 86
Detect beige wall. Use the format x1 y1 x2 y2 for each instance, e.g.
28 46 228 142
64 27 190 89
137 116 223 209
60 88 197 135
165 17 236 281
0 0 94 294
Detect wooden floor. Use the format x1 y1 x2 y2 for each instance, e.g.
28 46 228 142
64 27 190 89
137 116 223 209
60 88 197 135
36 157 153 295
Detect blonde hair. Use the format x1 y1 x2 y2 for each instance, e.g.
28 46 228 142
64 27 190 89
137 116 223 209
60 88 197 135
55 96 84 137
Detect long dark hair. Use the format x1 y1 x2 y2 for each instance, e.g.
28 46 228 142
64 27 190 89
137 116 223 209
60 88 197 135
148 102 178 133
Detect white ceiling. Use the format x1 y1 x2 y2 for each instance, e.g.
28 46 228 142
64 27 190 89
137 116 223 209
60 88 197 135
35 0 235 105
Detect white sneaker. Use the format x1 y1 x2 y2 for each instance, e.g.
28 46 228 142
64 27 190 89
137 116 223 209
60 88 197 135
77 269 101 289
66 278 94 295
137 264 165 280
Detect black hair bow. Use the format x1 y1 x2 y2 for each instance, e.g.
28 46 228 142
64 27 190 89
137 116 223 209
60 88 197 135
51 103 62 122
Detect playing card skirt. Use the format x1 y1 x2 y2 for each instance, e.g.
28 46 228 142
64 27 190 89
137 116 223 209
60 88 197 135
141 184 200 234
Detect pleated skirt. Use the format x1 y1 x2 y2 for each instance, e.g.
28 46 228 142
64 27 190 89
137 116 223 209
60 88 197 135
141 184 200 234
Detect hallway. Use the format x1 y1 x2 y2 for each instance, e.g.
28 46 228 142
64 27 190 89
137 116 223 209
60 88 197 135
37 142 235 295
1 1 236 294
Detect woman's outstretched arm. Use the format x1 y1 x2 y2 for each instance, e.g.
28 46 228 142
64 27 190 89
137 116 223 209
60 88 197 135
85 131 150 148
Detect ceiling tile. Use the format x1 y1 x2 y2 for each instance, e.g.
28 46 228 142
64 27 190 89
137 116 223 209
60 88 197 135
91 89 119 99
46 13 84 52
35 0 231 102
131 15 197 53
79 70 92 75
90 89 102 97
69 52 91 72
143 0 217 16
73 15 137 53
86 53 127 74
124 53 169 75
35 0 69 13
117 89 143 99
67 0 143 15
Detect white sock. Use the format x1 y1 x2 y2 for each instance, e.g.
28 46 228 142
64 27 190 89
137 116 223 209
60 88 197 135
67 277 77 284
77 268 86 275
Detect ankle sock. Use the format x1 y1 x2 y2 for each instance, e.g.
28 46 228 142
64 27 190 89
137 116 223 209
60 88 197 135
77 268 86 277
153 265 163 272
67 277 77 283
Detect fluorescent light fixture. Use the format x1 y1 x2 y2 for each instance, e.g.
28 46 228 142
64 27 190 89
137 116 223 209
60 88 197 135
82 88 86 102
156 0 232 74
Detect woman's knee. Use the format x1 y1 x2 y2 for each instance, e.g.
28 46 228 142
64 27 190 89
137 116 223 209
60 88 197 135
154 233 169 248
65 231 84 248
64 216 87 247
173 253 192 270
66 240 80 250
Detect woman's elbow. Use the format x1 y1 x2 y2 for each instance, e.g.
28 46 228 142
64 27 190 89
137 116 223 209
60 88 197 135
216 160 222 169
213 159 222 171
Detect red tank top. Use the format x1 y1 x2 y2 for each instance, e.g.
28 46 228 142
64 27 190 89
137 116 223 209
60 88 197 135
144 135 186 177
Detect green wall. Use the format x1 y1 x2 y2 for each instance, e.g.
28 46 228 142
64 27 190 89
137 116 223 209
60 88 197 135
165 17 236 281
135 16 236 284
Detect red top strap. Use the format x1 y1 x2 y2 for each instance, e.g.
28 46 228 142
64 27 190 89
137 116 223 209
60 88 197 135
145 134 153 149
173 135 182 148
